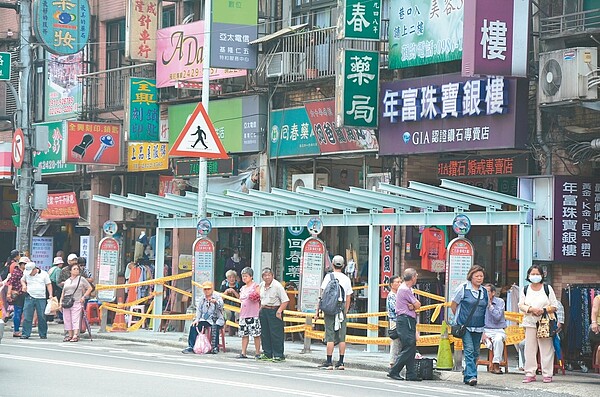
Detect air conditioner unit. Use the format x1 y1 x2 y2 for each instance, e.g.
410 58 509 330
539 47 598 104
109 175 125 222
292 173 328 192
266 52 306 78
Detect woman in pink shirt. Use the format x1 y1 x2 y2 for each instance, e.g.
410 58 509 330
237 267 262 359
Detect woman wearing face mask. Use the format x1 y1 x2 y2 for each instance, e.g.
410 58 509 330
518 264 559 384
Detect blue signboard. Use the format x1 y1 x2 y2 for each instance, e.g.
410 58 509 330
33 0 91 55
269 107 320 158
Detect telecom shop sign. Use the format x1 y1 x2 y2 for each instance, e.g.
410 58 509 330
341 0 381 40
553 176 600 263
211 0 258 70
379 73 528 155
388 0 463 69
336 49 379 128
33 0 91 55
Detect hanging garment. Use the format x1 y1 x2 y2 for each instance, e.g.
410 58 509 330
420 227 447 271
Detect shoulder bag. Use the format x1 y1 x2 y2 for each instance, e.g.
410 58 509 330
536 309 557 338
62 276 81 309
451 287 482 338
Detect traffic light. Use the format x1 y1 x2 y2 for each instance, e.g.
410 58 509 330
11 201 19 227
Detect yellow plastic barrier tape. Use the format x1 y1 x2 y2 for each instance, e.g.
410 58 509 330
101 292 159 308
163 284 192 297
505 311 523 323
96 271 192 291
127 305 153 332
413 289 446 302
285 324 311 333
417 324 443 333
345 322 380 331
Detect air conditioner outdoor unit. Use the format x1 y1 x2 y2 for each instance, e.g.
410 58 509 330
266 52 306 78
539 47 598 104
292 173 328 192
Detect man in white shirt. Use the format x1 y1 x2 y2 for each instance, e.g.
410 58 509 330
20 262 52 339
317 255 353 370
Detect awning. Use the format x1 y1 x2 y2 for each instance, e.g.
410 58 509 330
249 23 308 45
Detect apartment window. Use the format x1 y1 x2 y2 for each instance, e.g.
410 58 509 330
162 5 176 28
106 19 126 108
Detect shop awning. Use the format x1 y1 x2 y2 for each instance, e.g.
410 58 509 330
249 23 308 45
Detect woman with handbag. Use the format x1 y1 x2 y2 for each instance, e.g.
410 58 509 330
450 265 488 387
60 264 93 342
518 264 559 384
386 275 402 367
6 257 28 337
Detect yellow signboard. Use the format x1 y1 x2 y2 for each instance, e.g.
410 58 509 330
127 142 169 171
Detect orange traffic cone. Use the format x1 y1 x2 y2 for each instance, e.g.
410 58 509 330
110 297 127 332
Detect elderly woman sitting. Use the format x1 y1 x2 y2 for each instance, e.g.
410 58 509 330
182 281 225 354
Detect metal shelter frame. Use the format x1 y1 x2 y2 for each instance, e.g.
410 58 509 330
93 179 535 349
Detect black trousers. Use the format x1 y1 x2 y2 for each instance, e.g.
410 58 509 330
390 314 418 379
259 308 284 358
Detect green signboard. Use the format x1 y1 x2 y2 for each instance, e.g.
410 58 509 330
168 96 264 153
388 0 463 69
269 107 320 158
32 121 77 175
342 0 382 40
336 49 379 128
283 227 311 285
128 77 159 141
0 52 11 81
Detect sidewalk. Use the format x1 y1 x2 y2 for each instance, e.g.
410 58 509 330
44 321 597 395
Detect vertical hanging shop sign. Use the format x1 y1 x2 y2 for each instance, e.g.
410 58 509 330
336 49 379 128
284 226 311 285
127 77 159 141
445 237 474 324
299 237 326 313
126 0 158 61
97 222 120 302
192 237 215 300
380 208 395 299
341 0 381 40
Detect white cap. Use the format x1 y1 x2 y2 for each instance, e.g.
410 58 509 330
67 253 78 261
332 255 345 268
23 262 36 276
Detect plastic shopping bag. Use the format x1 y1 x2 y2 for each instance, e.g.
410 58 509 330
193 328 211 354
45 297 60 315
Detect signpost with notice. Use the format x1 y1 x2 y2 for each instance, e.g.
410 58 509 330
97 221 120 332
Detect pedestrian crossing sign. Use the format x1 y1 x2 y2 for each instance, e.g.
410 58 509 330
169 102 228 159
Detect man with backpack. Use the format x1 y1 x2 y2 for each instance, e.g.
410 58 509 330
317 255 353 370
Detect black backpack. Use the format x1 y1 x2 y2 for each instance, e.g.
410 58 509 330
319 273 343 315
524 284 550 297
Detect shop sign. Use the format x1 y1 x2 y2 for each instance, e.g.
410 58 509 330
127 142 168 172
33 0 91 56
174 158 237 177
126 78 159 141
388 0 463 69
379 73 528 155
341 0 381 40
380 208 394 299
336 49 379 128
553 176 600 263
211 0 258 69
437 154 528 178
462 0 529 77
0 143 11 179
65 121 121 165
156 21 247 88
40 192 80 220
269 107 320 158
168 96 265 153
305 99 379 154
284 227 311 285
32 122 77 175
158 175 184 196
45 53 84 121
126 0 158 61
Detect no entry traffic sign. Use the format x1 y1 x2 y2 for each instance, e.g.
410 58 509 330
12 128 24 169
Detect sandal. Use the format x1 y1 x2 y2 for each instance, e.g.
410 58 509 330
63 336 72 342
236 354 248 359
70 336 79 342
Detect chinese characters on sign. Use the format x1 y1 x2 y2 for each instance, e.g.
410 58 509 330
0 52 11 80
210 0 258 69
299 237 326 313
305 100 379 154
445 237 474 324
97 237 120 302
126 0 158 61
46 53 84 120
284 227 310 284
342 0 381 40
380 208 395 299
65 121 121 165
128 78 159 141
127 142 168 172
32 122 77 175
33 0 91 55
337 49 379 128
437 155 528 178
553 177 600 263
192 238 215 299
269 107 319 158
388 0 463 69
462 0 529 77
40 192 80 220
379 73 528 155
